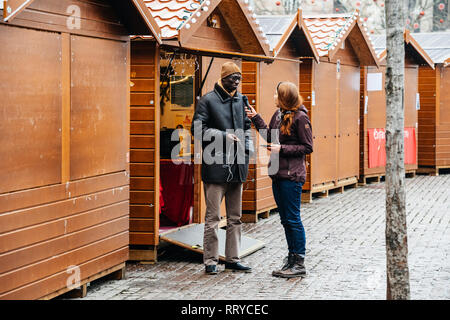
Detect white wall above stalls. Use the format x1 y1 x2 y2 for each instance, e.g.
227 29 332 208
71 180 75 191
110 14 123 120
0 2 3 10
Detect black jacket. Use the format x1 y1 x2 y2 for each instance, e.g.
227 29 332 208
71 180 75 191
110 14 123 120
191 83 253 183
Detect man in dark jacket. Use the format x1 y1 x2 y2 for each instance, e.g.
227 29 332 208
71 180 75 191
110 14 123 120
191 62 253 275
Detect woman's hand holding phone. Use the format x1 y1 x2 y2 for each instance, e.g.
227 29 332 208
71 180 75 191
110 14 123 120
245 104 257 119
261 143 281 153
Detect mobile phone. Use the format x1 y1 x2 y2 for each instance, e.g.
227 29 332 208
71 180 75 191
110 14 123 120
260 144 271 148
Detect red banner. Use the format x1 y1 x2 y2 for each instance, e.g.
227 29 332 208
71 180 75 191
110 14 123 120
368 127 417 168
404 127 417 165
368 128 386 168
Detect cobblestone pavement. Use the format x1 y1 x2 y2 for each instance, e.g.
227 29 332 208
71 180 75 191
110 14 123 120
78 174 450 300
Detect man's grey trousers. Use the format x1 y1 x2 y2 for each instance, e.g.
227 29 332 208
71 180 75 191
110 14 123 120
203 182 243 266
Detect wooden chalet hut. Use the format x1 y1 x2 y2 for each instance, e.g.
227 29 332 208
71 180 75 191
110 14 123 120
128 0 272 262
257 10 380 204
0 0 161 299
360 31 434 184
296 11 380 202
240 10 320 221
412 32 450 176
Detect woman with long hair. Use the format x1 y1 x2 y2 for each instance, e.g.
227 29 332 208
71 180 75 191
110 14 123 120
245 81 313 278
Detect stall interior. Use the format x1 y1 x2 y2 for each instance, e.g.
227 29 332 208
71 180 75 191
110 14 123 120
158 49 198 233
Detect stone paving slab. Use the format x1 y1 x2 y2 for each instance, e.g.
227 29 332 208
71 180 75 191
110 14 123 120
72 174 450 300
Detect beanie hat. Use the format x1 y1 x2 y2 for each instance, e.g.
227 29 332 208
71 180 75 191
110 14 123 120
221 62 241 79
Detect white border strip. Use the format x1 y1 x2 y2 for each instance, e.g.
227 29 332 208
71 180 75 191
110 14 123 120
4 0 33 22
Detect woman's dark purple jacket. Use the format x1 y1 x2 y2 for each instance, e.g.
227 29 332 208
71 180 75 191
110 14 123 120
251 105 313 184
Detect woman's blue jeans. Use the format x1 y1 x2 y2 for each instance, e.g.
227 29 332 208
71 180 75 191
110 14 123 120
272 179 306 257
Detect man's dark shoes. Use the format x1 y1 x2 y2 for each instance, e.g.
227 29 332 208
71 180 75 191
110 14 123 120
224 262 252 273
205 265 218 275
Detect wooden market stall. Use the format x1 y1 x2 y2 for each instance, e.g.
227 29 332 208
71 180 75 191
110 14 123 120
359 31 434 184
411 32 450 176
128 0 271 261
0 0 161 300
296 11 379 202
243 10 320 221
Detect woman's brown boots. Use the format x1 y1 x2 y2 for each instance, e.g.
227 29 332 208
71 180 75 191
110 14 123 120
272 253 306 278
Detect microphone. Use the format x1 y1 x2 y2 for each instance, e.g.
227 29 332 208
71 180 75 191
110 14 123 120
243 95 250 107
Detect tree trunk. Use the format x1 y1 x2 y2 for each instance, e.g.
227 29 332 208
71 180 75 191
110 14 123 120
384 0 410 300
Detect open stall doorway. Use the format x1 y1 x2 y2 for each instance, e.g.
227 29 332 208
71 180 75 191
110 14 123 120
157 49 265 259
158 50 198 234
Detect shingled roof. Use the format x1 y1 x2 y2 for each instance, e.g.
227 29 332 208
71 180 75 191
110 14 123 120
303 13 352 57
143 0 270 55
302 10 379 66
144 0 201 39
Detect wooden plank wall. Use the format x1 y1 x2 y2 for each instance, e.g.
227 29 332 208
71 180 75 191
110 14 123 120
361 63 419 177
0 174 129 300
299 59 314 191
360 66 387 177
242 61 278 212
404 65 419 171
334 41 361 183
184 7 241 53
0 0 130 299
337 63 360 182
241 61 258 211
362 66 386 177
4 0 128 41
300 40 361 192
418 66 437 167
436 66 450 166
307 60 338 188
129 41 159 247
359 67 367 177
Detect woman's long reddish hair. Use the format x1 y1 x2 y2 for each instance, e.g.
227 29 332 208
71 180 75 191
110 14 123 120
276 82 304 136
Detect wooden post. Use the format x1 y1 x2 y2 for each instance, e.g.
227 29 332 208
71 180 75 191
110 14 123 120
61 33 71 183
384 0 410 300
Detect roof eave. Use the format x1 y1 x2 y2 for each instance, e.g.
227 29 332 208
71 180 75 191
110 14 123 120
404 29 435 69
298 9 320 63
272 10 319 62
177 0 222 47
233 0 271 56
327 10 380 67
132 0 162 44
272 12 299 57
